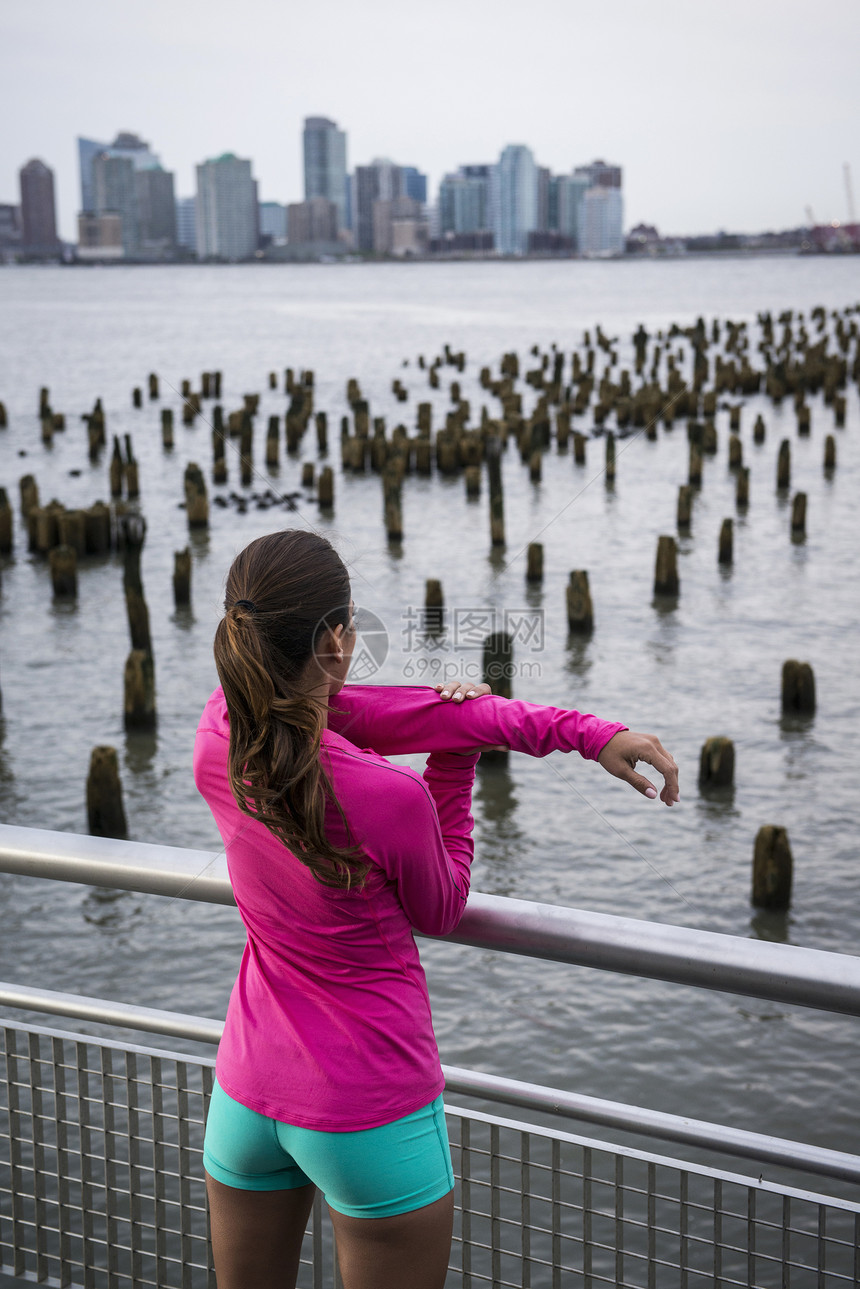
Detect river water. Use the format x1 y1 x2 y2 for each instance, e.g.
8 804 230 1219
0 256 858 1196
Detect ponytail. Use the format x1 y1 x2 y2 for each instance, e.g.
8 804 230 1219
213 533 367 889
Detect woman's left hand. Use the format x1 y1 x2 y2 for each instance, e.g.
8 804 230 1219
434 680 492 703
597 730 680 806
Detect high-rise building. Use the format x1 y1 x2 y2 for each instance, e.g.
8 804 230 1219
93 153 139 253
353 160 406 251
195 154 258 260
259 201 288 246
400 167 428 206
76 213 124 260
0 205 22 251
19 159 60 252
550 173 590 248
535 167 551 233
580 186 625 256
492 145 538 255
78 133 161 213
287 198 338 245
135 168 176 250
438 167 492 237
573 159 622 190
303 117 348 233
176 197 197 254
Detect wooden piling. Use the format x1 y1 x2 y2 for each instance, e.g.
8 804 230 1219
566 570 593 632
753 414 766 443
124 649 157 731
464 465 481 497
654 535 679 596
302 462 315 488
529 449 542 483
482 631 514 698
317 466 334 510
132 387 142 409
718 518 733 566
752 825 792 909
735 466 750 510
776 440 791 490
791 492 807 538
184 463 209 529
383 461 403 542
0 401 7 428
109 438 123 498
526 543 544 584
487 435 505 547
49 545 77 598
425 579 444 633
148 373 159 399
120 515 152 655
85 502 111 554
677 484 692 531
573 432 587 465
605 431 616 484
823 434 836 471
699 737 735 789
58 510 87 557
0 488 13 554
86 746 128 839
728 435 742 471
173 547 191 608
688 441 703 488
266 415 280 468
796 403 810 436
161 408 174 449
316 412 328 455
240 414 253 486
781 659 815 714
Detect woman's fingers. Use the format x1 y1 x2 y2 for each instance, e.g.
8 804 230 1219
597 730 680 806
434 680 492 703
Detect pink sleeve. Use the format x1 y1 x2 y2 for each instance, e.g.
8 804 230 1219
328 685 626 761
358 750 479 935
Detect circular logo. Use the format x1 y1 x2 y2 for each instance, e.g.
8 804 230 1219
350 606 389 681
313 606 390 682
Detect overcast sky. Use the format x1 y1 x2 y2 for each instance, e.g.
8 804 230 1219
2 0 858 242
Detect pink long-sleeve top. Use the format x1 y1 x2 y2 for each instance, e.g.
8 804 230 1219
193 684 625 1131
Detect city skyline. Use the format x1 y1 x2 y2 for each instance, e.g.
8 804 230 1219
2 0 858 245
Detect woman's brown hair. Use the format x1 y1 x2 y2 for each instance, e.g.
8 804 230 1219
213 529 366 888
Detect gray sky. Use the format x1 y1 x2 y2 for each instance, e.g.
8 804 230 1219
2 0 858 242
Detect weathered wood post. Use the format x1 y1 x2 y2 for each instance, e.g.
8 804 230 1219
482 631 514 698
782 660 815 714
184 463 209 528
86 746 128 839
728 435 742 471
383 460 403 542
791 492 806 538
654 535 679 596
425 579 444 634
19 475 39 523
123 435 139 500
49 545 77 598
735 466 750 510
302 462 315 488
316 412 328 455
487 435 505 547
526 543 544 584
0 488 13 554
317 466 334 510
796 403 811 436
464 465 481 497
699 737 734 789
573 432 587 465
823 434 836 471
688 440 703 487
148 373 159 399
240 413 253 486
753 414 766 443
85 502 112 555
752 825 792 909
776 440 791 490
605 431 616 484
109 437 123 498
212 407 227 484
124 649 157 730
173 547 191 608
677 484 692 531
718 518 733 566
266 415 280 468
132 387 142 409
566 570 593 632
120 515 152 656
161 407 174 450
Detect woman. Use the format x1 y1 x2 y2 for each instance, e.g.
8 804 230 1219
194 528 679 1289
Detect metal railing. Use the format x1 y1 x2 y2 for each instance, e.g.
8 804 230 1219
2 824 860 1287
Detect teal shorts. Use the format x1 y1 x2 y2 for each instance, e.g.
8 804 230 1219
203 1079 454 1218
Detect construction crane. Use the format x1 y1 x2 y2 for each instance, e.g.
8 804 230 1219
845 163 857 225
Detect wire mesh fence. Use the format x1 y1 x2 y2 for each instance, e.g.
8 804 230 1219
2 1022 858 1288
